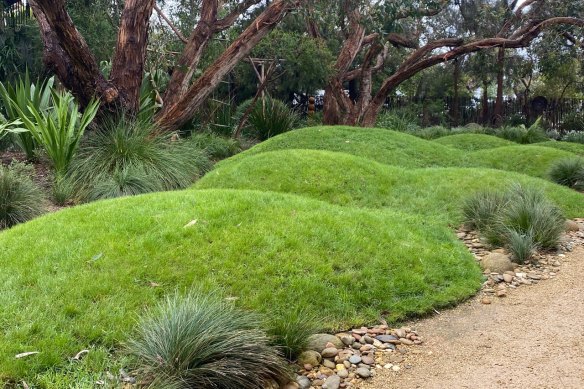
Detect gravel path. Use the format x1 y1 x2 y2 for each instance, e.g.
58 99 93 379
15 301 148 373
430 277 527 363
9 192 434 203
359 245 584 389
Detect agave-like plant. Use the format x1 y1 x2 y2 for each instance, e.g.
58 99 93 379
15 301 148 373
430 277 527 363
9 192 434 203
0 72 54 159
14 90 99 179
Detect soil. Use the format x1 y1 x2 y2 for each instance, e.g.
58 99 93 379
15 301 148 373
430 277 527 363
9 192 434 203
359 245 584 389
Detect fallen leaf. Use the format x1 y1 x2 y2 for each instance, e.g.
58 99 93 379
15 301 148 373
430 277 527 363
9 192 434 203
15 351 39 359
183 219 198 228
73 349 90 360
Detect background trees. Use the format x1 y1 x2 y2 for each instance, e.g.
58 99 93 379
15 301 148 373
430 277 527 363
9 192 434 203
2 0 583 130
313 0 584 126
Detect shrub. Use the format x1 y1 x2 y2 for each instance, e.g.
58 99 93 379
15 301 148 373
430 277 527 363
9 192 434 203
0 162 45 229
496 125 525 143
187 132 241 160
462 190 509 231
559 112 584 133
495 118 548 144
505 228 537 264
562 131 584 144
523 118 548 144
69 117 212 201
548 157 584 190
267 309 318 361
414 125 451 139
126 291 290 389
0 118 27 143
0 73 54 159
237 97 300 141
15 90 99 179
376 110 420 133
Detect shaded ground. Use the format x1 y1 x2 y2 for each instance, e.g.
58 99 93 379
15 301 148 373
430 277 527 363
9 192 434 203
360 245 584 389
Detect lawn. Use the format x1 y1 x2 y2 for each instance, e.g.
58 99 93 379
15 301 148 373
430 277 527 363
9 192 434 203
224 126 580 180
433 133 516 151
536 140 584 157
196 149 584 222
468 145 577 178
1 125 582 386
224 125 468 168
0 189 480 381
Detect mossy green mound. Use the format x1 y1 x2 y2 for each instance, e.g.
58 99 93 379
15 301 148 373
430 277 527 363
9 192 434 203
537 141 584 157
434 134 515 151
227 127 579 180
0 189 481 380
196 150 584 222
227 126 467 168
468 145 577 178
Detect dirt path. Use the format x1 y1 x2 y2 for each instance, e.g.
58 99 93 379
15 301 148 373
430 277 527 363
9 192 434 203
360 245 584 389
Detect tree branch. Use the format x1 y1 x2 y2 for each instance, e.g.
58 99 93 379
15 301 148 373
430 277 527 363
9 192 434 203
154 3 188 44
156 0 304 131
214 0 262 31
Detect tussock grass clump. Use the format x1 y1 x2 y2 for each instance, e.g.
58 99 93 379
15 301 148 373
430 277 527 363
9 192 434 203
69 117 211 201
0 162 45 228
463 184 565 259
237 98 300 140
548 157 584 190
462 191 509 231
126 291 290 389
503 185 565 250
505 228 537 264
267 309 319 361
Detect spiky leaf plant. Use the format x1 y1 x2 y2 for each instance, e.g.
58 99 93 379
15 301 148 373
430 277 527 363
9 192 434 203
0 72 54 159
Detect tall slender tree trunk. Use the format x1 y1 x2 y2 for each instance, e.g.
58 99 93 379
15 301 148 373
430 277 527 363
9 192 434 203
481 79 490 125
493 47 505 126
451 58 460 126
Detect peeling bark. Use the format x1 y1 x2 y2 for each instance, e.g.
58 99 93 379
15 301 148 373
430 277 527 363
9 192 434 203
110 0 156 114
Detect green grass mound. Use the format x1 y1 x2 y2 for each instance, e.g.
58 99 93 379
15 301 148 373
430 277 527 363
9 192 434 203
0 189 481 381
537 141 584 157
227 127 578 180
228 126 467 168
434 134 515 151
196 150 584 222
468 145 578 178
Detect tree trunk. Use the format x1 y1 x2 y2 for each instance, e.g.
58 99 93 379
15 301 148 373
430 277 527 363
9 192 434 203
163 0 219 108
322 6 366 125
451 58 460 126
481 79 490 125
493 47 505 126
154 0 300 131
29 0 118 108
109 0 156 114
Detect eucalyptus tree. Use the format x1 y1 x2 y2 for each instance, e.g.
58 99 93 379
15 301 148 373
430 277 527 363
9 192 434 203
28 0 305 131
311 0 584 126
